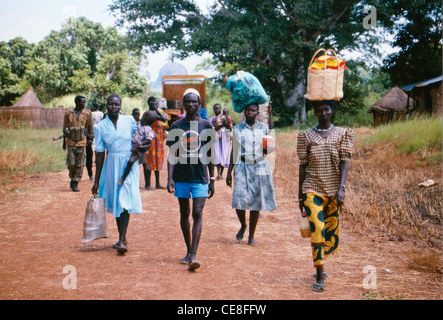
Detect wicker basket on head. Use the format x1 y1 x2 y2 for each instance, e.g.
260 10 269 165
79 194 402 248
304 48 345 101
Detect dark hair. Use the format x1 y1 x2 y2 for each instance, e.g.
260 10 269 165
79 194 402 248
107 94 121 104
312 100 334 110
147 96 157 104
141 110 157 126
245 103 259 110
74 95 86 104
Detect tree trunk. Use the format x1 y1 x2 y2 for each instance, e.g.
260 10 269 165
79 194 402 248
276 57 307 125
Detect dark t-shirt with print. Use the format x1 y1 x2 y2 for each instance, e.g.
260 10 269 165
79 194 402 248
166 117 215 184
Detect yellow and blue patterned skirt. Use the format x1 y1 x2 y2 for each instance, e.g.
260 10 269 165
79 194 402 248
302 192 341 267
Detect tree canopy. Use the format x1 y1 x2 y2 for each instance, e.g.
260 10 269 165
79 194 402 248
0 17 147 106
382 0 442 86
110 0 441 124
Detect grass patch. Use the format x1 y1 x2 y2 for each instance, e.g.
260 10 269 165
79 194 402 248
364 117 442 156
0 127 66 174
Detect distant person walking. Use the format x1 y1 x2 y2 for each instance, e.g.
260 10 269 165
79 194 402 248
297 100 354 292
91 102 104 125
85 103 102 181
226 103 277 246
144 96 168 190
208 103 232 179
91 94 149 255
63 95 94 192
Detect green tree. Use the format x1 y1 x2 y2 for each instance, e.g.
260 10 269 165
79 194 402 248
382 0 442 85
0 37 35 105
110 0 389 124
20 17 148 104
91 51 147 105
0 57 23 105
0 37 35 79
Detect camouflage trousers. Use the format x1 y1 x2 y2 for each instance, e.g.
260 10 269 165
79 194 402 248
66 145 86 182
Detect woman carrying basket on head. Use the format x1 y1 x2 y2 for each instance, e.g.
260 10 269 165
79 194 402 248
297 100 353 292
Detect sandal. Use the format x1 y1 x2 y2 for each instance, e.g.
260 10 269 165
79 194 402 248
247 239 258 246
235 232 244 242
312 283 325 292
188 260 201 271
112 241 128 249
180 257 189 264
116 243 127 255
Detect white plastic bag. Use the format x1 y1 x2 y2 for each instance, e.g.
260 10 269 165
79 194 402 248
299 210 311 238
82 195 108 244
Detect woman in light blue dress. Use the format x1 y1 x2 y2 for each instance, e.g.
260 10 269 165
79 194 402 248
91 94 150 255
226 104 277 246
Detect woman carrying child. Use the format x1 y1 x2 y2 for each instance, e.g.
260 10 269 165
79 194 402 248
92 94 151 255
118 111 157 186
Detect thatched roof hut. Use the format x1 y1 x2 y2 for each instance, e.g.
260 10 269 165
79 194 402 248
0 87 45 128
1 87 66 129
367 86 414 126
12 87 45 108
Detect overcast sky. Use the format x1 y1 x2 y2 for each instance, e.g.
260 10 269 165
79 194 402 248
0 0 215 81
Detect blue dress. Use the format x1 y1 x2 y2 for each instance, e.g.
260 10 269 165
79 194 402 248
93 115 143 217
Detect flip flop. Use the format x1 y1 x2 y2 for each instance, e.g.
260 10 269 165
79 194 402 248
312 283 325 292
117 245 127 255
112 241 128 249
235 232 244 242
180 257 189 264
188 260 201 271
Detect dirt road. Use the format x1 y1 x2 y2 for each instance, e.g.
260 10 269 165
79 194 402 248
0 165 441 301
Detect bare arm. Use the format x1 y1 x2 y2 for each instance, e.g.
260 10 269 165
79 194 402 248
298 164 307 211
91 151 105 194
166 154 175 194
153 104 168 122
268 103 274 129
336 161 350 206
226 144 235 187
207 162 215 199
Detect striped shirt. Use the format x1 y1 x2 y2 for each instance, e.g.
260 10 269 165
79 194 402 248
297 127 354 196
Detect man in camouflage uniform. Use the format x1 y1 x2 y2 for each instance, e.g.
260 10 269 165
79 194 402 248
63 95 94 192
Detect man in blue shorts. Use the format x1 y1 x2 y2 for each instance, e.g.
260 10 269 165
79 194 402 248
166 88 216 271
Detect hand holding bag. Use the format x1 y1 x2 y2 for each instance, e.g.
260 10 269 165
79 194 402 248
82 195 108 244
299 210 311 238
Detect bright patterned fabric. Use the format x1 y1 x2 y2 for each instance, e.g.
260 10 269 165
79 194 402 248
145 120 165 171
310 55 347 70
302 192 341 267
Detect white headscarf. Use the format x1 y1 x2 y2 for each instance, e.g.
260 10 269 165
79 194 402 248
183 88 201 98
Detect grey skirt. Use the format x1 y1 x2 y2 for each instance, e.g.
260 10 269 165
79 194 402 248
231 158 278 211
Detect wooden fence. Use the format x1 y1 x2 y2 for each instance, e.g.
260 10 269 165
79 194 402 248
0 107 67 129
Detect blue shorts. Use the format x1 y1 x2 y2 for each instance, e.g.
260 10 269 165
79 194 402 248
174 182 209 199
